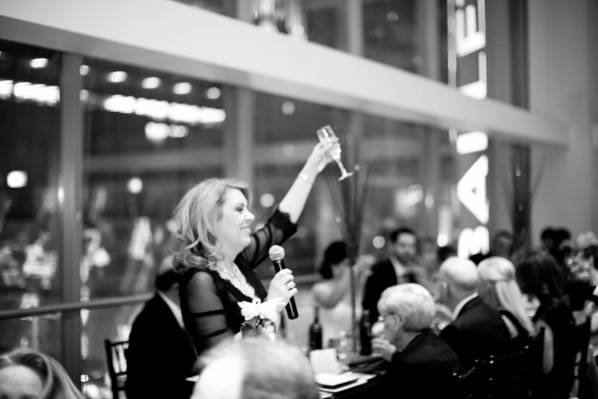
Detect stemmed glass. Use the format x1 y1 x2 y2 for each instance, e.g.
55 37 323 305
316 125 353 181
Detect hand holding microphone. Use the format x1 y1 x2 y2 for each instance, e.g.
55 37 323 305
268 245 299 319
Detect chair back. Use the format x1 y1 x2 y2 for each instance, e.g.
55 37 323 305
571 317 592 399
104 339 129 399
455 329 544 399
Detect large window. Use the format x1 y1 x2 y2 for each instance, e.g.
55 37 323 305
0 40 62 353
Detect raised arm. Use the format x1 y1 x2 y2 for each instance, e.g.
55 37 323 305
278 142 333 223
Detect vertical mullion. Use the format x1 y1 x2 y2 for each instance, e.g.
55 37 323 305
59 53 83 385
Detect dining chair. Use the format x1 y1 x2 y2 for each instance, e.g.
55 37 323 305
454 329 544 399
104 339 129 399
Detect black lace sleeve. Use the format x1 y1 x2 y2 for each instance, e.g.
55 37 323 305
180 270 233 354
238 208 297 270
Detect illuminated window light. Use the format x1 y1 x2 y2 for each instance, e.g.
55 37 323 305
386 11 399 22
127 177 143 194
135 97 169 120
103 94 225 125
206 86 221 100
107 71 127 83
29 58 48 69
141 77 161 89
281 100 295 115
145 121 169 144
103 95 135 114
456 131 488 154
13 81 59 105
173 82 192 95
0 79 13 99
7 170 27 188
80 89 89 102
169 124 189 138
259 193 275 208
80 64 90 76
372 235 386 249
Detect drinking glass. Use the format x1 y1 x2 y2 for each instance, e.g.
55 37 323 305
316 125 353 181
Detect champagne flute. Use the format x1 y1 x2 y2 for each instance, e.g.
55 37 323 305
316 125 354 181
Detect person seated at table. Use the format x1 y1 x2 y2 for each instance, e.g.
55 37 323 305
436 257 512 369
312 241 375 347
477 256 535 343
125 262 197 399
192 337 319 399
516 252 577 399
0 348 84 399
371 284 464 399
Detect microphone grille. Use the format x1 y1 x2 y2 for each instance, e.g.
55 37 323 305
268 245 285 261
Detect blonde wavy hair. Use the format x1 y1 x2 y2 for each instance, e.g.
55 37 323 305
0 348 84 399
172 178 250 270
477 256 535 335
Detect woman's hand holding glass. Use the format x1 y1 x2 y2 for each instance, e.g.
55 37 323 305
303 140 336 176
267 268 297 312
316 125 354 180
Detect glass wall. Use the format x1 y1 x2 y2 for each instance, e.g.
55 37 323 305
0 0 504 396
185 0 448 82
0 40 62 353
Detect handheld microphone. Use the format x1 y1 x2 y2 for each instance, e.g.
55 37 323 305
268 245 299 320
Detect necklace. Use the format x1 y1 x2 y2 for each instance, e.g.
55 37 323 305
215 261 256 300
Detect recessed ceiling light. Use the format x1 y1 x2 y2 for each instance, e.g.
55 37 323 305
173 82 192 95
142 77 161 89
7 170 28 188
30 58 48 69
206 86 221 100
107 71 127 83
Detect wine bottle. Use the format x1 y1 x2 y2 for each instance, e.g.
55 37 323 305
359 310 372 355
309 306 323 350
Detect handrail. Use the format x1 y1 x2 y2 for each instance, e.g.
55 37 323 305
0 293 153 320
0 275 321 321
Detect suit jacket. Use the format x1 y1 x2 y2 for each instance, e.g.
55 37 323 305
125 294 197 399
362 259 418 324
378 330 464 399
439 296 511 369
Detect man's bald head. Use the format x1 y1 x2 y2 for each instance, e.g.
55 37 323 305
439 257 479 293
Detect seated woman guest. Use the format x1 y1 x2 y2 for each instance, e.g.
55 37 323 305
173 142 333 355
371 284 463 399
312 241 374 346
516 252 577 399
0 348 84 399
477 256 535 342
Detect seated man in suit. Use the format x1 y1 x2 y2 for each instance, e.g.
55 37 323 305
436 257 512 368
125 261 197 399
363 227 426 324
371 283 463 399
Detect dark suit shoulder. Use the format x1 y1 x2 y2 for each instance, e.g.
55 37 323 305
453 298 510 339
397 331 461 372
370 259 393 276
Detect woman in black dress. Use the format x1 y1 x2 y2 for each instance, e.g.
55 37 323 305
172 142 333 355
516 252 577 399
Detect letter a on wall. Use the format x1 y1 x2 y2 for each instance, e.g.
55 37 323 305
457 154 489 224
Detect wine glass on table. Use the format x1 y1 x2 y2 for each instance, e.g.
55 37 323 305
316 125 353 181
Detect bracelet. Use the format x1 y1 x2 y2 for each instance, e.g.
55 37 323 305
298 172 310 182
